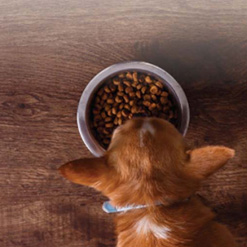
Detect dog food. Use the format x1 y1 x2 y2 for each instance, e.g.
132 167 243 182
90 71 178 148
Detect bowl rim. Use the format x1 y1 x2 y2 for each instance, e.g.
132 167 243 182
77 61 190 157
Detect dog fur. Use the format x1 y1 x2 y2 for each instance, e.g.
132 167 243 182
59 118 236 247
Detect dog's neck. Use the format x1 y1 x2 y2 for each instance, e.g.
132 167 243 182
114 196 215 246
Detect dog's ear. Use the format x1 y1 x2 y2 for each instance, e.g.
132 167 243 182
59 157 109 187
185 146 235 179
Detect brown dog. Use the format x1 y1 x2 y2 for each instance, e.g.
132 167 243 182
59 118 236 247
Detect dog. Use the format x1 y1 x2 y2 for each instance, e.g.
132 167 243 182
59 118 236 247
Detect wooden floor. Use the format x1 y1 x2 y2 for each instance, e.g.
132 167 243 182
0 0 247 246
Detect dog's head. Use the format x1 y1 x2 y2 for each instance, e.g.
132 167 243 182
59 118 234 206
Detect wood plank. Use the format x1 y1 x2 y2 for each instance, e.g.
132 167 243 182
0 0 247 246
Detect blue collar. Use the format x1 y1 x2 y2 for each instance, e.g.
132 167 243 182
102 201 163 213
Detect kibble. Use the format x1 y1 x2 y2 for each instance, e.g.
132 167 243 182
141 86 147 94
150 85 158 94
145 76 152 83
136 91 141 99
112 107 117 115
90 71 178 149
123 95 129 103
133 72 138 82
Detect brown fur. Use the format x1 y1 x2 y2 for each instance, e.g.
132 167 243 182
59 118 236 247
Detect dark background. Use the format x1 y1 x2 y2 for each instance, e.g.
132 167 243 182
0 0 246 246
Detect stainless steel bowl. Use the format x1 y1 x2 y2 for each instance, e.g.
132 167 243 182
77 61 190 157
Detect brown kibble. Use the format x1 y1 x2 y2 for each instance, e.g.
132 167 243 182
118 73 125 78
156 90 161 96
109 84 117 92
124 104 130 110
143 94 151 101
143 101 151 107
150 85 158 94
132 81 138 88
103 139 110 145
107 99 114 104
93 121 98 127
94 115 101 122
105 117 112 122
118 118 123 125
95 96 101 103
160 97 168 105
107 110 112 117
115 95 123 103
151 95 157 101
123 95 129 103
95 103 102 110
112 107 117 115
168 111 174 119
98 120 104 126
161 91 168 97
145 76 152 83
97 127 104 132
126 72 133 80
136 91 141 99
137 106 145 113
113 78 120 85
105 104 111 111
122 109 129 118
141 86 147 94
114 117 118 125
117 91 124 97
149 103 156 110
117 111 122 118
97 88 104 96
136 84 142 90
128 113 133 119
155 81 164 89
131 105 138 113
139 74 145 83
129 100 135 106
101 112 107 118
103 129 110 135
93 109 100 114
163 106 169 112
119 103 124 110
102 93 107 100
129 92 136 97
118 84 124 92
104 86 111 93
156 104 162 111
105 123 114 128
133 72 138 82
123 80 131 87
125 87 133 94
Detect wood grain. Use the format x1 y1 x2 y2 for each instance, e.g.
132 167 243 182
0 0 247 246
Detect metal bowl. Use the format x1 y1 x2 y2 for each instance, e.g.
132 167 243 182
77 61 190 157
